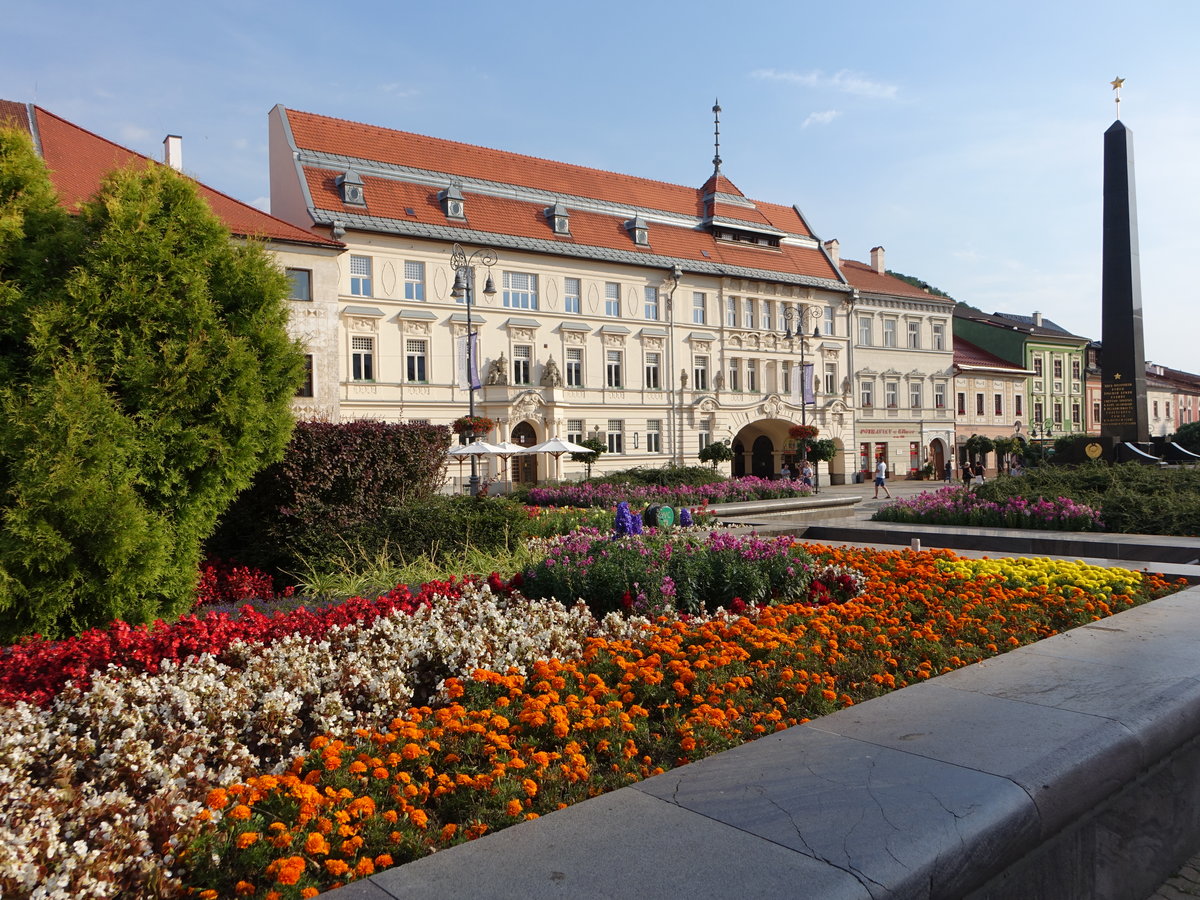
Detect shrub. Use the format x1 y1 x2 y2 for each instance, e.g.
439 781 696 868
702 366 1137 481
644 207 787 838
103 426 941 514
522 530 816 617
208 420 450 575
589 464 725 488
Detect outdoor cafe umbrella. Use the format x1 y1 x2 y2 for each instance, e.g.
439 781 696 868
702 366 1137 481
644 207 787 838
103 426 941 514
525 437 593 481
447 440 503 489
488 440 531 488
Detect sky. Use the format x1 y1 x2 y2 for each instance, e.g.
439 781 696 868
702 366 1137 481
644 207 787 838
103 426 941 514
5 0 1199 372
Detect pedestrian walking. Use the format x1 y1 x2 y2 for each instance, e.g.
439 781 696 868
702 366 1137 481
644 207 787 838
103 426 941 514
971 462 985 486
873 456 892 499
800 460 814 488
943 460 952 484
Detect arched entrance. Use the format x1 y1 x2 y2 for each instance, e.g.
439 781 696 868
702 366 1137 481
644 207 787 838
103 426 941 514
751 435 774 478
511 421 538 484
928 438 947 478
731 440 746 477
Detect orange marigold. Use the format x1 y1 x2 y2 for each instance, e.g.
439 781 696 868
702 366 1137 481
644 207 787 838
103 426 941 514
235 832 260 849
304 832 330 856
505 799 523 817
227 804 252 821
324 859 350 877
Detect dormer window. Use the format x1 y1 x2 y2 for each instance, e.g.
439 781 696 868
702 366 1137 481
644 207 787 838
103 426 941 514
625 215 649 246
545 201 570 235
335 171 365 206
438 185 466 220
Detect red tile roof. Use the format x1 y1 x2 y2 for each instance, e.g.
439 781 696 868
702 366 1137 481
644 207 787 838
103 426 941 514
839 258 951 301
282 108 840 283
1 101 339 248
954 337 1030 373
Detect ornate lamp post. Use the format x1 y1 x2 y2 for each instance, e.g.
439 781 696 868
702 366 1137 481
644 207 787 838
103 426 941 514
1029 418 1058 454
450 243 498 496
664 264 682 464
781 305 824 463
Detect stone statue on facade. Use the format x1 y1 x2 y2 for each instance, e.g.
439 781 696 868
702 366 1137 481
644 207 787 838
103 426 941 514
713 370 725 391
486 354 509 385
540 356 563 387
680 369 689 388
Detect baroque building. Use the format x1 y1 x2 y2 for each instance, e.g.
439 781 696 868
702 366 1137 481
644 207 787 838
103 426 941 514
268 105 862 485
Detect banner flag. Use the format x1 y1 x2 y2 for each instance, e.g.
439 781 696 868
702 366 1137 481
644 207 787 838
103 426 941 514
790 363 801 405
802 362 815 405
456 334 481 390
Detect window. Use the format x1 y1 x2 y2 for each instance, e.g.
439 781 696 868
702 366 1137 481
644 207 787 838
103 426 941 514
932 322 945 350
403 261 425 301
728 357 741 392
860 380 874 408
286 268 312 301
1053 358 1063 379
858 316 873 346
957 392 966 415
645 351 661 389
698 428 712 453
1153 400 1160 417
1166 401 1172 418
1092 401 1101 423
513 345 532 385
883 319 897 348
1034 402 1044 424
1072 359 1081 380
693 355 709 391
782 363 791 395
994 393 1003 416
1053 402 1063 424
350 255 372 297
746 359 758 393
405 339 428 383
503 272 538 310
907 321 920 349
760 300 773 332
564 277 581 314
1016 395 1024 417
605 282 621 317
1033 356 1043 376
726 297 737 327
910 383 922 409
606 350 623 388
824 362 837 396
692 292 707 325
296 354 314 397
934 383 946 409
823 306 834 336
644 286 659 320
607 419 624 454
566 419 584 445
351 335 374 381
646 419 662 453
886 381 899 408
975 393 985 416
1072 402 1081 425
743 298 755 330
566 347 583 387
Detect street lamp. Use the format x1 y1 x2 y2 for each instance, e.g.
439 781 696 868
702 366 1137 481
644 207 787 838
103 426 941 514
450 242 498 496
1029 418 1058 453
664 264 682 464
781 305 823 463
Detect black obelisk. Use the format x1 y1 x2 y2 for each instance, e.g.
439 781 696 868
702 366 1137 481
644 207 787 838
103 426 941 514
1100 113 1149 445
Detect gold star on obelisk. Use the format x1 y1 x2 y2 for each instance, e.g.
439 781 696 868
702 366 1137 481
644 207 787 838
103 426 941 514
1114 372 1123 380
1111 77 1125 117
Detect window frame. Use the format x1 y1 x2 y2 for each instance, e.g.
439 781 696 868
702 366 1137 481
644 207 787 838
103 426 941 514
349 255 372 297
512 344 533 385
564 277 582 315
405 338 428 383
286 268 312 302
503 271 539 310
351 335 375 381
605 349 623 388
565 347 583 387
403 261 425 301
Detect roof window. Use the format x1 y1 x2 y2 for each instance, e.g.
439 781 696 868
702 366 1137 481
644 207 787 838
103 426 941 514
438 185 466 220
335 171 365 206
545 201 570 235
625 215 649 246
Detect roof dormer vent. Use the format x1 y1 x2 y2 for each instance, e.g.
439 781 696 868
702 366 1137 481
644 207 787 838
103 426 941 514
335 171 365 206
545 201 570 235
625 215 649 246
438 185 466 220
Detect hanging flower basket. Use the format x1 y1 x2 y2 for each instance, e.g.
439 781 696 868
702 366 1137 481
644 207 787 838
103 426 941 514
788 424 819 441
453 415 496 436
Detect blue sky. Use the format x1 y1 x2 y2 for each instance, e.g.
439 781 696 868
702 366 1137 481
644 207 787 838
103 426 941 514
6 0 1199 371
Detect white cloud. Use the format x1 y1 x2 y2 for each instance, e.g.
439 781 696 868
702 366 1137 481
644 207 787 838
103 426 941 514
751 68 898 100
379 83 419 98
117 123 151 143
802 110 841 128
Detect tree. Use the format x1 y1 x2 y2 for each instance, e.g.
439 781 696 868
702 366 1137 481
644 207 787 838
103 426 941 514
1172 422 1200 454
698 439 734 469
569 437 607 479
0 128 304 639
804 439 838 463
992 435 1021 471
963 434 996 464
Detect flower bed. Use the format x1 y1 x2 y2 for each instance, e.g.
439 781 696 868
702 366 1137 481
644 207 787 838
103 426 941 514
871 486 1104 531
526 475 812 509
0 546 1182 898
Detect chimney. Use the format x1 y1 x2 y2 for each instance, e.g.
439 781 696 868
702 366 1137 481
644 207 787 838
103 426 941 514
823 238 840 267
1032 311 1043 328
870 246 885 274
163 134 183 171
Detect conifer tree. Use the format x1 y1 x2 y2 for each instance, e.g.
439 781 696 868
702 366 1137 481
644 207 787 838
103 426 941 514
0 128 303 639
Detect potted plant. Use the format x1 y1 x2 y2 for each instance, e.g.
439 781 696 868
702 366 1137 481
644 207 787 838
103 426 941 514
788 423 819 441
452 415 496 441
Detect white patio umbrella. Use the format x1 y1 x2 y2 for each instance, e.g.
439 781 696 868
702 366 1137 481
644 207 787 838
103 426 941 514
447 440 503 491
525 437 594 481
484 440 530 490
